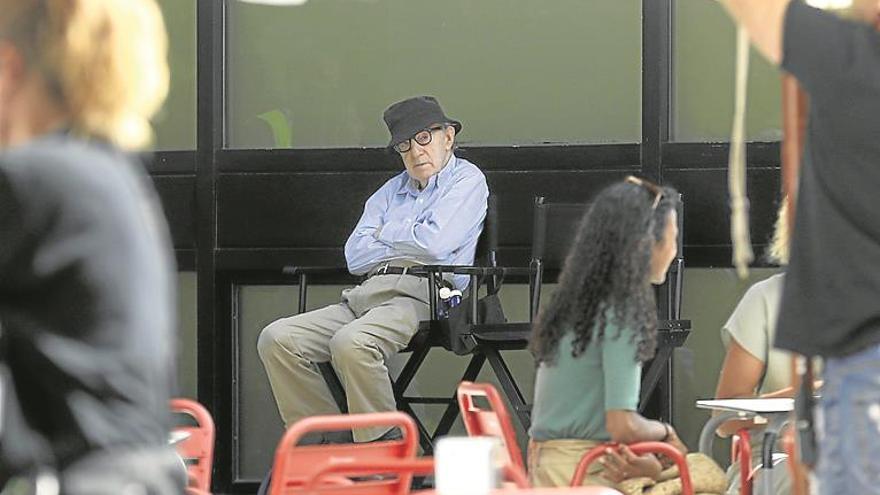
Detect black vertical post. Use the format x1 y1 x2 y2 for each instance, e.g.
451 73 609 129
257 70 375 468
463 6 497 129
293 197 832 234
642 0 672 184
642 0 675 423
196 0 224 491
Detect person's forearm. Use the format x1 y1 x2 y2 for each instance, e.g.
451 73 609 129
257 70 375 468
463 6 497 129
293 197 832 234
717 0 791 64
608 412 667 444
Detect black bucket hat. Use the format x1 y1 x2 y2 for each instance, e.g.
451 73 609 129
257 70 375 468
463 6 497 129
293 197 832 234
382 96 462 148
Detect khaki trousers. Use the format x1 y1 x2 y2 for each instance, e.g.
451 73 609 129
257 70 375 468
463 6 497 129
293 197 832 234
257 273 430 442
528 438 618 489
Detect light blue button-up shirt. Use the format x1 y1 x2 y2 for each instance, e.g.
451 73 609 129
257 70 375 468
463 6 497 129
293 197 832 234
344 155 488 289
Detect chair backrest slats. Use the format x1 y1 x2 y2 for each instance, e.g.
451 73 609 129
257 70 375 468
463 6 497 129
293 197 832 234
171 398 215 492
531 198 589 268
269 412 418 495
456 381 526 474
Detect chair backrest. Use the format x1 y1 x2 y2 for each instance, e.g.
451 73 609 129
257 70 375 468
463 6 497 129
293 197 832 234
456 381 526 474
170 398 215 492
529 194 685 319
529 197 589 319
472 193 500 293
269 412 418 495
531 197 589 269
475 193 499 264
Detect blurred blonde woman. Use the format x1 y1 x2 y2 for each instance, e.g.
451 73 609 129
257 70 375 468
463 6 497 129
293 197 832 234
0 0 183 493
713 201 792 495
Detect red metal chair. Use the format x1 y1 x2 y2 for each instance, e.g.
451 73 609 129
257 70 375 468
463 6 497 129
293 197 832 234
731 428 753 495
305 455 530 491
268 411 419 495
572 442 692 495
456 381 527 482
170 398 215 493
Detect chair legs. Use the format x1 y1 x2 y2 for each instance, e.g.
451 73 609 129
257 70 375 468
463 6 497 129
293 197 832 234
430 354 487 442
483 346 531 430
317 349 496 455
317 362 348 414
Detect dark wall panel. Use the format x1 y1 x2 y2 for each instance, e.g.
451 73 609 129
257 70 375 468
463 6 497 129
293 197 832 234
214 169 640 269
217 172 393 248
151 175 197 249
665 168 781 266
211 165 783 269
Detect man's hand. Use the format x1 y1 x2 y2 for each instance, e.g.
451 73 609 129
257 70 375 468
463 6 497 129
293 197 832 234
600 445 663 482
716 0 791 64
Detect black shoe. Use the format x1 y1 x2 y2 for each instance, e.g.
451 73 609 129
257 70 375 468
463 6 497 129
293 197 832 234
295 430 354 446
345 428 405 482
322 430 354 444
368 427 402 443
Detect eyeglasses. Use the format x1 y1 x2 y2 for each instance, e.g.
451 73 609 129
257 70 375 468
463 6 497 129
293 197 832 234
393 125 447 154
625 175 663 209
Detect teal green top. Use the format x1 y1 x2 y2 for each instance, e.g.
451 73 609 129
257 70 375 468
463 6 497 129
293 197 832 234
529 322 642 442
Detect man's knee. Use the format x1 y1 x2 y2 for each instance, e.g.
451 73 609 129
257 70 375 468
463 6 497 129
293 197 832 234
257 317 305 361
328 329 385 365
257 320 283 360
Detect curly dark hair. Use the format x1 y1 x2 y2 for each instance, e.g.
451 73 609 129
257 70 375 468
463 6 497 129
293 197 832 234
529 179 680 365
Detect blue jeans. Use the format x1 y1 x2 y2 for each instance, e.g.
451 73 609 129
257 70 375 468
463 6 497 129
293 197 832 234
817 343 880 495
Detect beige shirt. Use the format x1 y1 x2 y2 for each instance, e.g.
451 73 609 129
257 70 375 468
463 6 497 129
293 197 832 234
720 273 791 395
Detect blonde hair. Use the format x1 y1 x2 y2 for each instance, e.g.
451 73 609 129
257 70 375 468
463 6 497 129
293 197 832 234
767 199 790 266
0 0 169 150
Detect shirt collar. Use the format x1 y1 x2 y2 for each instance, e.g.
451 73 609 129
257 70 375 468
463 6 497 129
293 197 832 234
396 154 457 195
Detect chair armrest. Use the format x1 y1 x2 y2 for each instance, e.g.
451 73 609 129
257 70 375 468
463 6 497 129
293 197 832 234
407 264 464 275
408 265 532 277
453 266 532 277
281 265 354 277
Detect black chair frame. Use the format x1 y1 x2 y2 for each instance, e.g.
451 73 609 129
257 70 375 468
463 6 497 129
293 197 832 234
282 194 525 454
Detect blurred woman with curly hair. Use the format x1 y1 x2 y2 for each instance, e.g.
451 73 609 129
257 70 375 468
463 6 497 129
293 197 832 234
528 177 687 488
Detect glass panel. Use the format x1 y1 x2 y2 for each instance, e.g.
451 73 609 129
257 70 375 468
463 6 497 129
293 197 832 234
226 1 641 149
673 1 782 142
153 0 197 150
176 272 198 399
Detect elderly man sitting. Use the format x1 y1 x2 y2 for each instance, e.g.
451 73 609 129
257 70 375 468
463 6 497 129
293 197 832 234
258 96 488 444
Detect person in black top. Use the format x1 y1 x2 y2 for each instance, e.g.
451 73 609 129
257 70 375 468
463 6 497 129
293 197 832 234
0 0 184 493
717 1 880 493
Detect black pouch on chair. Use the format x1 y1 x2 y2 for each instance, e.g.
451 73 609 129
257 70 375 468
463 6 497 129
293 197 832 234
439 291 507 356
477 293 507 325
